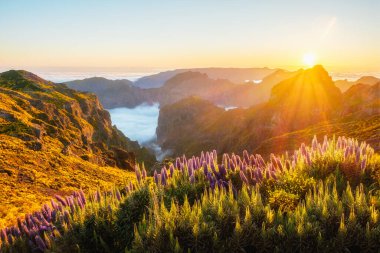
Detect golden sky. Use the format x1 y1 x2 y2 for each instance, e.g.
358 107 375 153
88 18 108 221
1 1 379 72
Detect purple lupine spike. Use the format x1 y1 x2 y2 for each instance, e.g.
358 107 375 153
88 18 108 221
210 161 216 172
241 163 247 173
229 159 235 171
206 152 210 164
154 171 159 185
7 234 13 244
35 235 47 251
285 160 291 170
187 159 193 170
189 174 195 184
361 156 367 170
237 156 242 167
129 181 133 191
356 147 361 162
312 135 318 150
222 153 228 164
276 157 283 171
58 203 63 213
265 169 271 179
142 168 147 180
77 198 84 209
323 135 328 146
249 155 255 166
182 154 187 165
169 164 174 177
239 171 249 184
293 151 298 162
243 150 249 164
206 172 212 182
22 224 30 236
175 158 181 169
256 154 266 167
219 164 226 178
96 190 102 202
196 157 201 168
161 167 168 179
213 150 217 162
17 217 22 232
135 166 141 183
1 228 7 243
79 189 86 204
55 195 67 206
305 151 312 166
200 151 205 162
210 180 216 190
202 161 208 174
161 172 167 186
337 136 342 149
188 164 194 177
116 189 121 201
63 211 70 224
344 147 350 160
301 143 307 157
220 180 228 189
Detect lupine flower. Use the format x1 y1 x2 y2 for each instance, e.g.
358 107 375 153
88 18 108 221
35 235 47 250
361 157 367 170
312 135 318 150
116 189 122 201
175 158 181 169
63 211 70 224
219 164 226 178
135 166 141 183
239 171 249 184
142 168 147 180
55 195 67 206
161 172 167 185
154 171 159 185
189 175 195 184
1 228 7 243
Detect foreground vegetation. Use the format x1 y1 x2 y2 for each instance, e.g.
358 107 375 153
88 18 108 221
1 136 380 252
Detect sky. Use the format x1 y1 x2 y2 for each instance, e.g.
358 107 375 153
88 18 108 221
0 0 379 72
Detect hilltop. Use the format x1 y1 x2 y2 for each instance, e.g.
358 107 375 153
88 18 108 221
0 70 155 226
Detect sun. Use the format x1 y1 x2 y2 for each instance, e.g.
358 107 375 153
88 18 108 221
303 52 317 68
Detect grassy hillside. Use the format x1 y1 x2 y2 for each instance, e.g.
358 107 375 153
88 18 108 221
0 70 153 227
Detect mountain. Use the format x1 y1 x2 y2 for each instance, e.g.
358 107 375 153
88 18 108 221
65 77 149 108
334 75 380 92
156 65 380 157
0 70 155 226
213 69 301 107
65 68 296 109
134 67 277 88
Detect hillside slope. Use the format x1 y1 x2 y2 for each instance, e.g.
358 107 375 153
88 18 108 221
0 70 154 226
